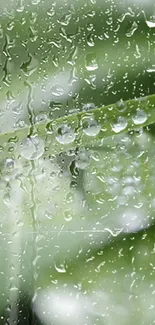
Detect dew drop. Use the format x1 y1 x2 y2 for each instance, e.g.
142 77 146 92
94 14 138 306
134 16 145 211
20 136 44 160
56 125 76 144
82 116 101 136
132 110 147 125
112 116 128 133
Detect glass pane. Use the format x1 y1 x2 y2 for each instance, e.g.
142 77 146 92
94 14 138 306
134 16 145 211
0 0 155 324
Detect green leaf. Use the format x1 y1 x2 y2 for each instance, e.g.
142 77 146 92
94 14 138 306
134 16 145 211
0 94 155 162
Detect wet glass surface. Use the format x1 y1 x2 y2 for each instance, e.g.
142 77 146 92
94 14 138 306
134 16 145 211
0 0 155 324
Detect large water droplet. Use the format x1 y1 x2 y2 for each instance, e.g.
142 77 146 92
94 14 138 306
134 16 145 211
146 20 155 28
54 262 66 273
82 116 101 136
20 136 44 160
112 116 128 133
56 125 76 144
132 110 147 125
85 53 98 71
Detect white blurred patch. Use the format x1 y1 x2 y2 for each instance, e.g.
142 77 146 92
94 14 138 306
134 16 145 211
34 286 90 325
0 71 77 133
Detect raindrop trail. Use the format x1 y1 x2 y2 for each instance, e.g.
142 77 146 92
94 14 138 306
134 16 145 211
28 160 40 315
1 229 124 235
5 181 23 325
25 80 36 137
26 79 39 317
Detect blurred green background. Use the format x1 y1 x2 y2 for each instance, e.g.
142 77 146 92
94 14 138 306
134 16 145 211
0 0 155 324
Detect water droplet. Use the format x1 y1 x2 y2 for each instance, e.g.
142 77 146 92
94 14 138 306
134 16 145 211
82 116 101 136
32 0 41 4
132 110 147 125
146 20 155 28
75 151 89 170
51 85 65 97
57 13 72 26
82 103 95 111
126 21 138 37
20 54 38 76
64 210 73 221
85 53 98 71
4 158 15 170
56 125 76 144
87 33 95 47
116 99 126 112
3 193 11 207
29 26 38 42
112 117 128 133
147 65 155 73
20 136 44 160
104 227 123 237
54 262 66 273
35 113 48 124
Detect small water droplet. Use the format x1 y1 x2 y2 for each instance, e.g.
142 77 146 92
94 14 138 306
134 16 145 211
112 117 128 133
82 103 95 111
75 151 89 170
56 125 76 144
57 13 72 26
20 54 38 76
51 85 65 97
146 65 155 73
32 0 41 4
87 33 95 47
85 53 98 71
3 193 11 207
64 210 73 221
104 227 123 237
116 99 126 112
126 21 138 37
54 262 66 273
132 110 147 125
35 113 48 124
20 136 44 160
5 158 15 170
9 286 18 292
82 116 101 136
